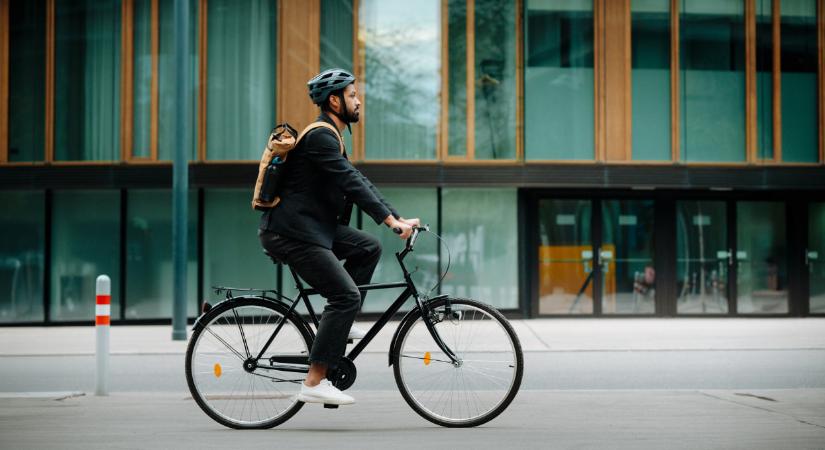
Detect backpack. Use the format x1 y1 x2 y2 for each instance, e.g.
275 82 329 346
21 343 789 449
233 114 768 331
252 121 345 211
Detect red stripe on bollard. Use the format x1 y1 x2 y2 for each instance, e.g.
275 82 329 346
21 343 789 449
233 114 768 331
96 295 111 305
96 316 111 326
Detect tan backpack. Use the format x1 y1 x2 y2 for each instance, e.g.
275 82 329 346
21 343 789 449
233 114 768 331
252 121 345 211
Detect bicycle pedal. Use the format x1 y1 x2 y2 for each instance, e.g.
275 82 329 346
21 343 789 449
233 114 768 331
323 404 339 409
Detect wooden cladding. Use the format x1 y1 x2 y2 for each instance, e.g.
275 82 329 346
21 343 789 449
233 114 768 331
276 0 320 128
601 0 631 161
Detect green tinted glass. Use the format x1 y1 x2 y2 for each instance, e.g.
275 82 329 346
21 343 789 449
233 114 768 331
8 0 46 162
0 191 45 323
781 0 817 163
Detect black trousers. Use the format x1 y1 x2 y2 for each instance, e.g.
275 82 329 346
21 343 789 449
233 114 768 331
258 226 381 370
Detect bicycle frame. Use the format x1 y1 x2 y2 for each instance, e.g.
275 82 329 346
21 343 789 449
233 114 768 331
245 228 459 374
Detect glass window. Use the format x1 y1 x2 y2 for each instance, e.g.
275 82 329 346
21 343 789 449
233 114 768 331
601 200 655 314
631 0 671 161
780 0 817 163
51 190 120 321
755 0 773 160
679 0 745 162
8 0 46 162
320 0 354 152
473 0 517 160
447 0 468 158
0 191 45 323
360 0 440 160
810 203 825 313
205 0 276 160
736 202 787 314
537 199 593 314
525 0 594 160
133 0 152 159
676 201 728 314
158 0 199 161
442 189 518 309
54 0 121 161
125 190 198 319
203 189 278 303
356 188 438 313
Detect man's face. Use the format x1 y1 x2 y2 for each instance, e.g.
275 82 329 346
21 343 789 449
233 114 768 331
341 83 361 123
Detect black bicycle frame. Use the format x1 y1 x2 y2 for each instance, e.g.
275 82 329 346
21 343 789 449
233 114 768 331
252 233 459 372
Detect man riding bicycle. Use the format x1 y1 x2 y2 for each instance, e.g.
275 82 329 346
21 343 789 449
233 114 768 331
258 68 420 406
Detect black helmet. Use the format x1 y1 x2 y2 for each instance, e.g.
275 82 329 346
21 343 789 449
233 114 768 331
307 68 356 105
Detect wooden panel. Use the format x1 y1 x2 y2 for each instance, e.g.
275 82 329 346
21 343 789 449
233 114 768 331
121 0 134 161
466 0 475 160
276 0 320 129
603 0 631 161
150 0 158 160
0 0 8 163
772 0 781 162
594 0 605 161
516 0 524 161
198 0 207 161
45 0 54 162
671 0 679 162
745 0 756 163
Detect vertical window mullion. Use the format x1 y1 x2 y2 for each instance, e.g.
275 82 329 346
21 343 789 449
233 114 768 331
772 0 781 161
122 0 134 161
671 0 679 162
150 0 159 160
45 0 54 163
466 0 475 160
0 0 8 163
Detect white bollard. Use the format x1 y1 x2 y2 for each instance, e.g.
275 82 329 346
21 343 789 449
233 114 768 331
95 275 111 396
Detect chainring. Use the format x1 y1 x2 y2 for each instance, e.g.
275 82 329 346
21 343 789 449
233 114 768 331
329 356 357 391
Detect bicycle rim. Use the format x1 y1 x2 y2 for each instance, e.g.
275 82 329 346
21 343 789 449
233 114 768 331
186 300 310 428
394 298 523 427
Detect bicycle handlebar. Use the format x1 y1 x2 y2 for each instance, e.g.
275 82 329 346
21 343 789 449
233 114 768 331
392 225 430 251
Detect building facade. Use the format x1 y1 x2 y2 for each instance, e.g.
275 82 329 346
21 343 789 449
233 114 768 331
0 0 823 324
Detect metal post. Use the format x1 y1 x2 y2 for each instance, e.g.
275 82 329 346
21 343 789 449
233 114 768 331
172 0 190 341
95 275 111 396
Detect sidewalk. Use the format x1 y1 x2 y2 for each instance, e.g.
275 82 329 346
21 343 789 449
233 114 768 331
1 318 824 356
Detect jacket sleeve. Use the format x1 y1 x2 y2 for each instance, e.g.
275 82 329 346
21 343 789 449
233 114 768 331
304 129 394 225
354 168 400 219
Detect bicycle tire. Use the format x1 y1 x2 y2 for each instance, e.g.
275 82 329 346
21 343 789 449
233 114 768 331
185 296 313 429
391 297 523 427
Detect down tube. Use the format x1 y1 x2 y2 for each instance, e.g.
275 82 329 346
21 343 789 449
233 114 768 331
346 288 412 360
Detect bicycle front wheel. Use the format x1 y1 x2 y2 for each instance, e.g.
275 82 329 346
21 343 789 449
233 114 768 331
185 297 313 429
392 297 523 427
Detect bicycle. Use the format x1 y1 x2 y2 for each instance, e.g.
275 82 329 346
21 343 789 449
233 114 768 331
185 225 523 428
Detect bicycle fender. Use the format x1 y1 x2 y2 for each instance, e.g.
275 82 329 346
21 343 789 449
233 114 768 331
388 306 420 366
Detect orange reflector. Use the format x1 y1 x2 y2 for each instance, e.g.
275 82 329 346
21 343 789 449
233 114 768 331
423 352 431 366
214 363 222 378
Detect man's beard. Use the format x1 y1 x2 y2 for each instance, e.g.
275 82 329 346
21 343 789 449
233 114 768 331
344 105 360 123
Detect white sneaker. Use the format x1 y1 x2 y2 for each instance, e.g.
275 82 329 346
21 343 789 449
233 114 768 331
347 326 367 340
297 379 355 405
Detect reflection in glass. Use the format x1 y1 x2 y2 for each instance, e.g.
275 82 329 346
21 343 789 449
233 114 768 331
206 0 275 160
442 189 518 309
631 0 670 161
474 0 517 160
756 0 773 160
676 201 728 314
737 202 787 314
320 0 354 152
537 199 593 314
680 0 745 162
361 0 440 159
808 203 825 313
781 0 817 162
158 0 198 161
357 188 438 313
447 0 468 157
126 190 198 319
51 191 121 321
203 190 278 304
54 0 121 161
601 200 655 314
525 0 594 160
0 192 45 323
133 0 152 158
8 0 46 162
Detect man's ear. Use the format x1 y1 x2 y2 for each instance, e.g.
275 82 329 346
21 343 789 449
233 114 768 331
328 95 340 113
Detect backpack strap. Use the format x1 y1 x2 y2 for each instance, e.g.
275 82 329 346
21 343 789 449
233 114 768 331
296 121 345 155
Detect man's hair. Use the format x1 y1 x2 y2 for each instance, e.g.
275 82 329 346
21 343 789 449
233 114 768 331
320 88 345 113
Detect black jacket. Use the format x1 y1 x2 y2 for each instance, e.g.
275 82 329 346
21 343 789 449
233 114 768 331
260 114 398 249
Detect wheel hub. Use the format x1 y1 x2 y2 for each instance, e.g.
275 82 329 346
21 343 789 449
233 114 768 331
242 358 257 373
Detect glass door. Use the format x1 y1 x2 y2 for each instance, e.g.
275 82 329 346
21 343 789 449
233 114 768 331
736 202 788 314
537 199 594 314
809 203 825 313
675 201 729 314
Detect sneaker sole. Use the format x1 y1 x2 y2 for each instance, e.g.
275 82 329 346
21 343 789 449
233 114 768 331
296 393 354 406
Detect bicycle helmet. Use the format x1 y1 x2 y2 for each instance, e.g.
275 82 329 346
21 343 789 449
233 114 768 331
307 68 356 105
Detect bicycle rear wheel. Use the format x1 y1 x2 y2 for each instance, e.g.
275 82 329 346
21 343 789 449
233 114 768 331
185 297 313 429
392 297 523 427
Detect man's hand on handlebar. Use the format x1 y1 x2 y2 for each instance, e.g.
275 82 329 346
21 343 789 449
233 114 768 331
384 216 413 239
398 217 421 228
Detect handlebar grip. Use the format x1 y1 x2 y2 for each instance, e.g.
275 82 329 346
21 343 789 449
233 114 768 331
392 227 402 235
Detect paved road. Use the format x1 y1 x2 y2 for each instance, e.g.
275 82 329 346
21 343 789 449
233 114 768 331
2 349 824 393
